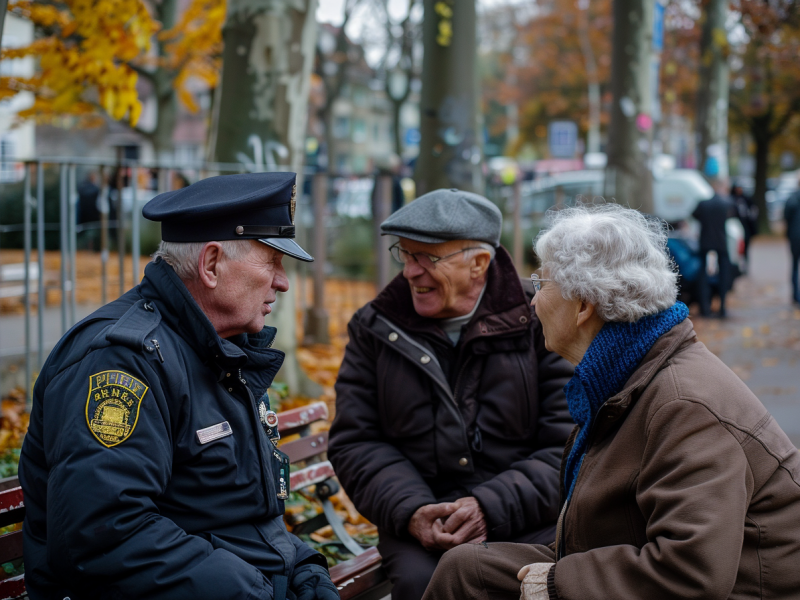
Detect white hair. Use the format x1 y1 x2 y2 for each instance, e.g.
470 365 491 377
152 240 254 281
534 204 678 322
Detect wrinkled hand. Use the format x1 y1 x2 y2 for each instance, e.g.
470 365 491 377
291 564 340 600
408 502 459 551
432 496 488 551
517 563 552 600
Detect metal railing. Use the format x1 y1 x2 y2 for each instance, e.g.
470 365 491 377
0 157 408 405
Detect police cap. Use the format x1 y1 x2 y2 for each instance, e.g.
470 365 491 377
142 172 313 262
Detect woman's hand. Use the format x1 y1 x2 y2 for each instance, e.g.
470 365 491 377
517 562 552 600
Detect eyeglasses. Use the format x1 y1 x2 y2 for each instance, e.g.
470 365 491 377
530 273 553 292
389 243 483 269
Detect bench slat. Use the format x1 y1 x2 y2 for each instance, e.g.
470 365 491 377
277 402 329 436
0 531 23 565
330 546 384 587
0 488 25 530
0 573 26 600
289 461 335 492
280 431 328 464
0 488 23 515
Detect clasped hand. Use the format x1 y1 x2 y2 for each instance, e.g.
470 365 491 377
408 496 488 551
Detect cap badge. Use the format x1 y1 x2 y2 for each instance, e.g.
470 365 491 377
290 184 297 224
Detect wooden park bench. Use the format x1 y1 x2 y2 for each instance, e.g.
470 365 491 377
0 401 388 600
276 401 390 600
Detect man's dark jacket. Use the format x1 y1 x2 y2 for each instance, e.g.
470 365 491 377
328 247 574 541
19 258 323 600
692 194 735 251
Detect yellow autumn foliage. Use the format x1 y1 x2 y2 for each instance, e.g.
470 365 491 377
0 0 225 126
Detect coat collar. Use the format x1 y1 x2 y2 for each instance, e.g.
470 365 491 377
590 318 698 437
370 245 532 348
138 259 283 384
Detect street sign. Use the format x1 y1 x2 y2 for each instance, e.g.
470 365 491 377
653 2 665 52
548 121 578 158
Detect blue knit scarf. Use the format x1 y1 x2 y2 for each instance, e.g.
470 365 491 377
562 301 689 504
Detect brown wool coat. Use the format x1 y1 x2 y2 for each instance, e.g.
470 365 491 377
548 318 800 600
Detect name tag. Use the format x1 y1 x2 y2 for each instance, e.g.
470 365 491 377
196 421 232 445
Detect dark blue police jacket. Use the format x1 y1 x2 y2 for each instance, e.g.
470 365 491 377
19 258 323 599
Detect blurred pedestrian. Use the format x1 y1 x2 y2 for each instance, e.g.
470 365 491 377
730 183 757 260
785 180 800 305
77 172 101 250
692 182 736 317
422 204 800 600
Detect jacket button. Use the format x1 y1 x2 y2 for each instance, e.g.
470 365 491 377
388 332 398 342
459 457 469 466
226 373 231 377
519 315 528 323
420 355 431 364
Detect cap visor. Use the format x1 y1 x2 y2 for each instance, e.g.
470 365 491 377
258 238 314 262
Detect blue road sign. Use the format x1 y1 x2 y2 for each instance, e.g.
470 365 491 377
548 121 578 158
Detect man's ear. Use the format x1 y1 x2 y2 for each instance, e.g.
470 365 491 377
198 242 223 289
470 250 492 278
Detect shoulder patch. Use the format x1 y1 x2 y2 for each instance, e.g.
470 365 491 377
85 370 149 447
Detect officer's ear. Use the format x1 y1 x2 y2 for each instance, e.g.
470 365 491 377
197 242 223 289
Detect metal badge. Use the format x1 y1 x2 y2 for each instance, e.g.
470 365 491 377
196 421 232 445
259 402 280 443
290 184 297 224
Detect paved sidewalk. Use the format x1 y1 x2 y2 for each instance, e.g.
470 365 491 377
691 237 800 446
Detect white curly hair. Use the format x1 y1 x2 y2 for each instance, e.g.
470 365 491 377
533 203 678 322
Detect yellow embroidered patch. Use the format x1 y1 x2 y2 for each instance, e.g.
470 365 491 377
85 370 149 447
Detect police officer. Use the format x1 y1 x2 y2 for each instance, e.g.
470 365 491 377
19 173 340 600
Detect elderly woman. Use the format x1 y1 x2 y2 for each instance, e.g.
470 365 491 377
421 204 800 600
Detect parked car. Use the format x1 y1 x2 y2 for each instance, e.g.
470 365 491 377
513 168 746 280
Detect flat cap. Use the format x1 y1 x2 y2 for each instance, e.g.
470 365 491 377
380 188 502 246
143 172 312 262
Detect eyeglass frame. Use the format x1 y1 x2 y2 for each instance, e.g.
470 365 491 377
530 273 553 292
389 242 486 269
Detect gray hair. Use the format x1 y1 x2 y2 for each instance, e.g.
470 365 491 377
152 240 254 281
534 204 678 322
464 241 497 261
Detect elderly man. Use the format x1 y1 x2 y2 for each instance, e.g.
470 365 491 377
19 173 339 600
328 189 574 600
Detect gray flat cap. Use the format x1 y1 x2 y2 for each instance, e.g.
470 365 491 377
380 188 502 246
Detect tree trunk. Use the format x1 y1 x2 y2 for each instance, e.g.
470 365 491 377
211 0 320 397
415 0 482 195
211 0 317 176
392 98 403 157
604 0 654 212
695 0 729 179
751 121 771 234
152 72 178 160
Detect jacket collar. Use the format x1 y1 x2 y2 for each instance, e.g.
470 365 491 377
370 245 532 348
138 259 283 383
591 318 698 437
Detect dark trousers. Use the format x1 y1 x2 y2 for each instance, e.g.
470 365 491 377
791 243 800 304
698 247 732 316
378 524 557 600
